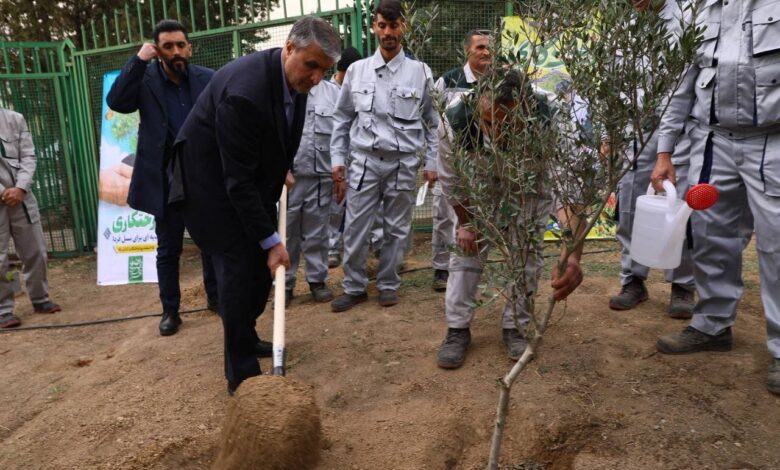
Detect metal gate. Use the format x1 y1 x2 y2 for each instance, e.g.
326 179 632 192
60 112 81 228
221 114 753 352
0 41 97 256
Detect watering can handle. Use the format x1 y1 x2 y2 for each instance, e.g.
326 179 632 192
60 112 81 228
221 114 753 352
646 180 678 212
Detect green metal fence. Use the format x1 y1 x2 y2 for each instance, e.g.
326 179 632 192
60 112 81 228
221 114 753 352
0 41 98 256
0 0 512 255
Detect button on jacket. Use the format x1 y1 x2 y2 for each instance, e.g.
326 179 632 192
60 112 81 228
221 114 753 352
330 48 439 170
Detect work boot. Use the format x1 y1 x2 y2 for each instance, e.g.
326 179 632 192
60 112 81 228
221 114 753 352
503 327 528 361
656 326 733 354
432 269 449 292
327 253 341 268
768 358 780 395
437 328 471 369
331 292 368 312
0 312 21 329
33 301 62 314
285 289 293 307
159 311 182 336
378 289 399 307
668 283 695 319
309 282 334 303
609 278 649 310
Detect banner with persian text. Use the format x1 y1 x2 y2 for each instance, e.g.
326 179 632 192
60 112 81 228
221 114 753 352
96 71 158 285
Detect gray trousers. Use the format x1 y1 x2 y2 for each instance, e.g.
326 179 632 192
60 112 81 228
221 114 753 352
445 204 549 330
617 134 694 288
328 198 344 256
368 196 414 255
431 181 456 271
0 198 50 314
285 175 332 290
686 123 780 357
342 151 418 294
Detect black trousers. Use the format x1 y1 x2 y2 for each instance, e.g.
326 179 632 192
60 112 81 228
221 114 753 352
210 236 272 387
154 206 218 313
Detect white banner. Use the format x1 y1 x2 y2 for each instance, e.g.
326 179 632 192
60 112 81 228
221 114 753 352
96 70 158 285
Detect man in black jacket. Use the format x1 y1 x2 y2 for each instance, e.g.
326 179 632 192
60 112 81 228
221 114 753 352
171 16 341 393
106 19 218 337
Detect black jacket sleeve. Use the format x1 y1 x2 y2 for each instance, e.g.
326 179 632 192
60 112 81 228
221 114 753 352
106 55 148 113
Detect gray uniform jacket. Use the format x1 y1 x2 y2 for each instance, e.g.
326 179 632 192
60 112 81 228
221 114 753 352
657 0 780 154
0 109 39 221
330 48 439 171
292 79 341 177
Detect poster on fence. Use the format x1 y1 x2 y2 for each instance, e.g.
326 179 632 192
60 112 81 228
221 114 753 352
504 16 617 241
96 70 158 285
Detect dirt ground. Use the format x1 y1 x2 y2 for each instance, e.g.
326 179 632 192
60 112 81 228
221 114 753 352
1 235 779 470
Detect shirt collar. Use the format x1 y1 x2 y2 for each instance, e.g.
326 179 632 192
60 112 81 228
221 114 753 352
463 63 477 84
371 47 406 72
280 54 297 105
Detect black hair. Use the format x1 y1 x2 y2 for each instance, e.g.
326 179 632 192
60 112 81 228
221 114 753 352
153 19 188 43
464 29 492 48
373 0 405 22
479 68 528 107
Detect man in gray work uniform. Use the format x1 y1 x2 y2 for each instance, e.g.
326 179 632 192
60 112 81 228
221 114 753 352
329 0 438 312
652 0 780 395
610 0 697 317
285 75 341 305
0 108 62 329
436 70 585 368
430 29 492 292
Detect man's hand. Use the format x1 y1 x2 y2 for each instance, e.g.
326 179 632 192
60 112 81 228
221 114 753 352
423 170 438 188
98 163 133 206
456 225 478 255
267 243 291 275
285 171 295 189
137 43 158 62
1 187 25 206
332 165 347 204
550 258 583 301
651 152 676 192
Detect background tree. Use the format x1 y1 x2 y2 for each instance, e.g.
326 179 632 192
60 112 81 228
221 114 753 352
0 0 278 49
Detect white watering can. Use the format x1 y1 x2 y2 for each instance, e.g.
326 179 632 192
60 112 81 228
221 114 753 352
630 180 718 269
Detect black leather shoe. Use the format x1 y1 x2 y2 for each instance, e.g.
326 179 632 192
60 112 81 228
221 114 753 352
159 311 182 336
255 339 273 358
207 296 219 313
227 381 238 396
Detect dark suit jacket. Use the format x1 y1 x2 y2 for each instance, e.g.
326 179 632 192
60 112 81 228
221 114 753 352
170 48 307 254
106 55 214 219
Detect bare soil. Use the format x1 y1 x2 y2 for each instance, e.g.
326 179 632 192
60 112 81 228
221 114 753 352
1 235 779 470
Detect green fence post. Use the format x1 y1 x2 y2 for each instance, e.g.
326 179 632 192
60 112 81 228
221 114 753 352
125 3 134 43
103 14 110 48
114 9 122 45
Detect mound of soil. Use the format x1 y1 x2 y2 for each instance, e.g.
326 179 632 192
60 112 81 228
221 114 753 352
213 375 321 470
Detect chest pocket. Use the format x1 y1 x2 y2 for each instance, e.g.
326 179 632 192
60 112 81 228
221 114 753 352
696 22 720 67
753 2 780 56
0 133 19 160
313 105 334 174
352 82 375 112
391 86 422 121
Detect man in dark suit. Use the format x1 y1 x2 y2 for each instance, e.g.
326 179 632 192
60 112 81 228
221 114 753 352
171 16 341 393
107 20 219 337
